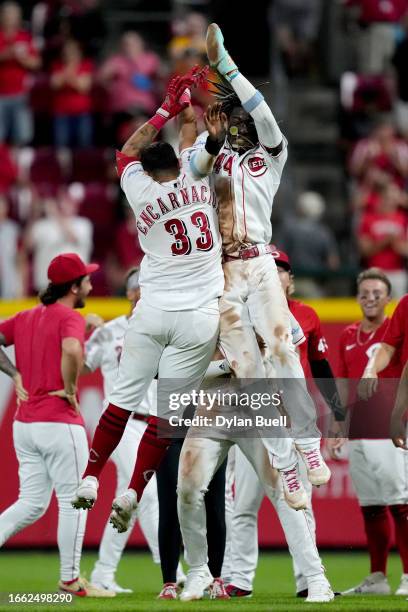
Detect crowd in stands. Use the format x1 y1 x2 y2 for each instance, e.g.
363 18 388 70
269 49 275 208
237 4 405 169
338 0 408 297
0 0 212 298
2 0 408 298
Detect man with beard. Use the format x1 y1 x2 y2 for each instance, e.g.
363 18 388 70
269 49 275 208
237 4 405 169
0 253 113 597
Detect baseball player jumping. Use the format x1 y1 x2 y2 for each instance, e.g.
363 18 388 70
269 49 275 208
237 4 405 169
71 68 227 515
174 24 330 601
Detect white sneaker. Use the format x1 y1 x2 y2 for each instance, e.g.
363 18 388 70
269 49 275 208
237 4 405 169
342 572 391 595
109 489 138 533
90 574 133 594
306 577 334 603
280 465 308 510
298 447 331 486
396 573 408 595
176 562 187 588
179 566 213 602
71 476 98 510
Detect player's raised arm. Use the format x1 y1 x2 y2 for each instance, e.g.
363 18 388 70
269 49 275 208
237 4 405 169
189 102 227 178
117 66 207 174
179 103 198 153
206 23 284 155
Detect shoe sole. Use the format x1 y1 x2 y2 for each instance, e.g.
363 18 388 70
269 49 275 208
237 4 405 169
206 24 223 67
109 502 132 533
71 497 95 510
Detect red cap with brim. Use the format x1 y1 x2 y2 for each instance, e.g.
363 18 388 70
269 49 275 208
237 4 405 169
271 247 291 271
48 253 99 285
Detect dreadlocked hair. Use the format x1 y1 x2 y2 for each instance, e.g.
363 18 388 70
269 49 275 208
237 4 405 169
207 77 270 117
207 77 240 117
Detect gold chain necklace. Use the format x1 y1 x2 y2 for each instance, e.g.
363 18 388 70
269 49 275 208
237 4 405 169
356 324 378 346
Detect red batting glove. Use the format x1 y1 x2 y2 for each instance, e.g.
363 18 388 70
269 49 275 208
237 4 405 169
148 65 210 131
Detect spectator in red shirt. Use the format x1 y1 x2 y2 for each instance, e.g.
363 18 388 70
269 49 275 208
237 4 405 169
0 2 40 145
358 182 408 297
345 0 408 73
349 119 408 188
50 39 94 148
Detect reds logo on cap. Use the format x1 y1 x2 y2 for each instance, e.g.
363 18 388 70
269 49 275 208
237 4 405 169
246 156 267 177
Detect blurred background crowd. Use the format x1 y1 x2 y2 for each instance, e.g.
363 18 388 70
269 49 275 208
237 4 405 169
2 0 408 298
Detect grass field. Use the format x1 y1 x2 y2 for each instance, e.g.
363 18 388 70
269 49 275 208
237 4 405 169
0 551 407 612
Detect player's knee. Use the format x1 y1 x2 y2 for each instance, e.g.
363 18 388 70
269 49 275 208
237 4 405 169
177 481 204 507
20 499 48 520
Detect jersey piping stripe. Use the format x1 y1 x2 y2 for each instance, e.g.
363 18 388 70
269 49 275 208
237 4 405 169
241 165 247 242
68 424 82 580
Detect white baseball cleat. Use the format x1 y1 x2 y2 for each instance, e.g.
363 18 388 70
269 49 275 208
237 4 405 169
342 572 391 595
298 447 331 486
176 562 187 588
396 573 408 595
206 23 238 79
90 572 133 594
280 465 308 510
109 489 138 533
306 577 335 603
179 566 213 601
71 476 98 510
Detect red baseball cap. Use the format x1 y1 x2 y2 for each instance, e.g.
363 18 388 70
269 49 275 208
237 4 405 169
47 253 99 285
271 247 291 271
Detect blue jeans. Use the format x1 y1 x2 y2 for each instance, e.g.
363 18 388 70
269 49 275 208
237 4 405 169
0 94 33 145
53 113 93 148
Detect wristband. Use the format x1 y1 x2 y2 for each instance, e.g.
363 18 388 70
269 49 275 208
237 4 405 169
205 135 224 156
148 110 169 132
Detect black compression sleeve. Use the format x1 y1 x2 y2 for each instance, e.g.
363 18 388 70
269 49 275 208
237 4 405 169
310 358 346 421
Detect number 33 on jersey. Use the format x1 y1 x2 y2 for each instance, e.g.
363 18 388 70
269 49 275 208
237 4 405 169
118 149 224 311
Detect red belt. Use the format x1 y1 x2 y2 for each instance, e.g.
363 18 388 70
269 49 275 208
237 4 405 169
223 244 275 263
132 413 149 422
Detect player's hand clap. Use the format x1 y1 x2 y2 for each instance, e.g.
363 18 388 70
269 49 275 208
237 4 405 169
357 368 378 400
12 372 28 405
49 389 80 414
204 102 227 144
85 313 104 334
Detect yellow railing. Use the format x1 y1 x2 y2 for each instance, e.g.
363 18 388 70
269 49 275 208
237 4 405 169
0 297 399 323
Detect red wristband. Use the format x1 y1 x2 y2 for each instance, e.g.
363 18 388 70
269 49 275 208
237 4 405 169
148 113 168 131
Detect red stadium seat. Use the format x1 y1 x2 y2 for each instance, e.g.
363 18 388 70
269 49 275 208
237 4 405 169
29 148 65 197
70 148 111 183
74 182 118 259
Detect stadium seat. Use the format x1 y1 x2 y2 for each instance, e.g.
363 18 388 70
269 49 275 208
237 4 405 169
70 148 112 183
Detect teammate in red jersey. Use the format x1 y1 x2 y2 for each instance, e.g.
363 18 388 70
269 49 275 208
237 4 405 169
327 268 408 596
0 253 116 597
225 249 339 601
359 286 408 448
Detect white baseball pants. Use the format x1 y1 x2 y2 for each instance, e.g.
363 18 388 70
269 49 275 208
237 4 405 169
0 421 88 582
177 434 296 571
223 446 321 593
349 439 408 506
109 299 220 417
91 418 160 584
219 255 321 455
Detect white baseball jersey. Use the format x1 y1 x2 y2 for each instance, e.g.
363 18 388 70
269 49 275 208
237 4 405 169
192 133 288 255
120 152 224 310
85 316 156 416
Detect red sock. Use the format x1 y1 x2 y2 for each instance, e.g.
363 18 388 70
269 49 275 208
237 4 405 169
83 403 130 479
129 416 172 501
390 504 408 573
361 505 391 574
